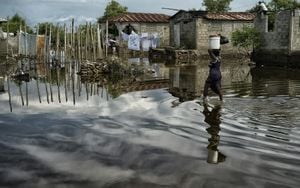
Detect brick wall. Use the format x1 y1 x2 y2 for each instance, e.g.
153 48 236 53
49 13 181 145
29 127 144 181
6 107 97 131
139 23 170 47
196 19 253 54
257 11 291 51
253 10 300 67
291 10 300 51
169 13 253 54
180 20 197 49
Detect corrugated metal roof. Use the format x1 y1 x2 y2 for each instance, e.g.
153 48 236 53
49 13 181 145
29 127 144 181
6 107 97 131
108 12 170 23
205 12 255 21
169 10 208 19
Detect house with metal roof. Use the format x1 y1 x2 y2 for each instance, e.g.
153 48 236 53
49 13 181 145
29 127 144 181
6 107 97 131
169 10 255 54
101 12 171 47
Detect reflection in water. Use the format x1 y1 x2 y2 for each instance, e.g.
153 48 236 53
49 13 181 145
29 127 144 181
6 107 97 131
1 58 300 187
1 61 114 111
0 58 171 112
169 65 198 102
251 67 300 97
203 104 226 164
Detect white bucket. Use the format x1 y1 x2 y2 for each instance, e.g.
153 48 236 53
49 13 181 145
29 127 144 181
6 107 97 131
209 36 220 49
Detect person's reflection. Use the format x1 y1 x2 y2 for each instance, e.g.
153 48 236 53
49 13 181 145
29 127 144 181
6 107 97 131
203 103 226 164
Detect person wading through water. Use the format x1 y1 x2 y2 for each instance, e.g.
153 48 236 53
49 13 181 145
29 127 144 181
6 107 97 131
203 48 223 102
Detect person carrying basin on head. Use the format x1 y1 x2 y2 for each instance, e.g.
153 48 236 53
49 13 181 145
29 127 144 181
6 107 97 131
203 35 223 103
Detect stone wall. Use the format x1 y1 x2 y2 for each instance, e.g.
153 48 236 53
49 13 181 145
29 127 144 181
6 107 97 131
196 19 253 54
169 11 199 49
180 20 197 49
170 14 253 55
291 10 300 51
256 11 291 51
169 20 175 47
139 23 170 47
253 10 300 68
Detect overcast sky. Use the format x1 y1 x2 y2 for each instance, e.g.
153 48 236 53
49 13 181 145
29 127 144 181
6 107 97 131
0 0 271 26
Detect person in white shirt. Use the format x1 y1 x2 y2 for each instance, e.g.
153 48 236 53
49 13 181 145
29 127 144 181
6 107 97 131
258 1 268 15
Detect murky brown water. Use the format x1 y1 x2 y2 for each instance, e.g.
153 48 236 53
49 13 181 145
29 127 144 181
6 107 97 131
0 58 299 188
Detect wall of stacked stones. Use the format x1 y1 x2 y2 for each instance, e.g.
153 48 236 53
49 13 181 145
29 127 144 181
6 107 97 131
259 11 291 51
196 19 253 54
139 23 170 47
291 10 300 51
179 20 197 49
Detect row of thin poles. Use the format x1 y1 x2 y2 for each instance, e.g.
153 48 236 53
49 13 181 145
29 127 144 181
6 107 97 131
4 19 106 62
5 19 111 112
6 64 111 112
43 19 104 66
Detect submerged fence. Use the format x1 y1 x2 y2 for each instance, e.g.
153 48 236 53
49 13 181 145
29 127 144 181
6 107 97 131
1 19 105 63
0 30 46 58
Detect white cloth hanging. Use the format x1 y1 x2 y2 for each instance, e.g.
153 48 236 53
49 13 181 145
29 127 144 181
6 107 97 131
128 31 140 51
121 31 129 41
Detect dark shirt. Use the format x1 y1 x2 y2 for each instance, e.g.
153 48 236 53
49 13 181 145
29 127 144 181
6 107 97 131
208 59 222 82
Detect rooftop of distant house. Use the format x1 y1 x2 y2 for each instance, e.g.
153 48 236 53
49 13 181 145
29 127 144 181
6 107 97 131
205 12 255 21
0 18 8 23
105 12 171 23
170 10 255 21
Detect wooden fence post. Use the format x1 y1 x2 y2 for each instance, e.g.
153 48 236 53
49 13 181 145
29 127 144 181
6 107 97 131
36 24 39 60
48 25 52 63
97 24 103 59
64 24 67 63
56 24 60 64
106 20 108 57
44 24 48 64
6 17 9 58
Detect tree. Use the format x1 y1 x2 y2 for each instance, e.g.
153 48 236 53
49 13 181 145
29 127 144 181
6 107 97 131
98 0 127 23
231 26 261 54
202 0 233 13
2 13 33 33
267 0 300 31
268 0 300 11
34 22 55 35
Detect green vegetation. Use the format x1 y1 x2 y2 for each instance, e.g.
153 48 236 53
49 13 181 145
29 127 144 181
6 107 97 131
97 0 127 23
97 0 127 36
202 0 233 13
34 22 56 35
2 13 33 34
268 0 300 31
231 26 261 53
268 0 300 11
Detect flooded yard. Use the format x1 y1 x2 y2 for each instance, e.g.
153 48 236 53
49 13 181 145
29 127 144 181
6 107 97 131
0 58 300 188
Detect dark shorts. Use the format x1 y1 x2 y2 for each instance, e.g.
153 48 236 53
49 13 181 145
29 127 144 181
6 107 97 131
206 77 222 94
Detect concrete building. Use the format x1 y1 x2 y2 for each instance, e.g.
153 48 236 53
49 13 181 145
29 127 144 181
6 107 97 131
101 12 170 47
169 10 255 55
252 10 300 68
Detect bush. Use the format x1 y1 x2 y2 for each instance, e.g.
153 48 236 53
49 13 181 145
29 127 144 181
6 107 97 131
231 26 261 50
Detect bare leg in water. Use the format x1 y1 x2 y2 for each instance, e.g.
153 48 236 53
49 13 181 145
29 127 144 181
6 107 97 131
203 80 223 102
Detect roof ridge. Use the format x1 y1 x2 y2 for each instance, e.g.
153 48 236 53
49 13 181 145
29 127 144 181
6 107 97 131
107 12 170 23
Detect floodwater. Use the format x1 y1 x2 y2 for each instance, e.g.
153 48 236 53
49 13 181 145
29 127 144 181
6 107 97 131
0 58 300 188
